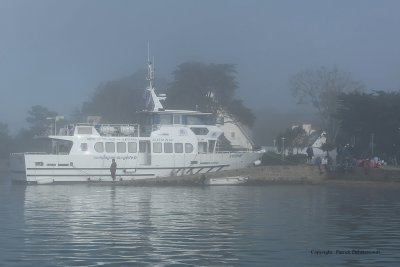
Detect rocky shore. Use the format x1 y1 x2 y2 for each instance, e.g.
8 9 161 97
112 165 400 186
328 165 400 182
109 165 326 186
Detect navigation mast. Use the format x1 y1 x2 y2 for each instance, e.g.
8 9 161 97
145 43 166 111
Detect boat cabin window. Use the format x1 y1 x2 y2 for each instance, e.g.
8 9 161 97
117 142 126 153
139 141 149 153
208 140 216 153
198 142 207 153
128 142 137 153
153 142 162 153
80 143 88 152
183 115 215 125
53 140 73 154
94 142 104 153
77 126 93 135
191 127 209 135
154 114 173 125
137 114 152 125
173 115 181 124
105 142 115 153
185 143 194 153
174 143 183 153
164 142 173 153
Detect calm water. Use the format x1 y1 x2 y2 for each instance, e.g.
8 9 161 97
1 174 400 267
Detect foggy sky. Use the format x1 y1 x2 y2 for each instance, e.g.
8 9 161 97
1 0 400 132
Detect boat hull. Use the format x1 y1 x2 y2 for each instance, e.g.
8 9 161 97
10 151 263 184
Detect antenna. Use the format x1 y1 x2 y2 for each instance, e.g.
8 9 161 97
147 42 153 89
144 43 166 111
147 41 150 63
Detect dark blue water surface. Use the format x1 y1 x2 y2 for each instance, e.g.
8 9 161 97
1 173 400 267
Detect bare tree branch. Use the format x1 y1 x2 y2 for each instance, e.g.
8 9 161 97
289 66 364 144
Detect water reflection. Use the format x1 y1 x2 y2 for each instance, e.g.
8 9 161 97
18 185 245 266
0 176 26 267
1 176 400 266
325 183 400 266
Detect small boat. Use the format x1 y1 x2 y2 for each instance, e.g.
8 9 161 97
36 178 54 185
204 176 249 185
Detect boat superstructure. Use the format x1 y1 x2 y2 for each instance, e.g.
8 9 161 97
10 51 263 184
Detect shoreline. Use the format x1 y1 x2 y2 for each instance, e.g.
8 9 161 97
3 163 400 186
90 165 400 186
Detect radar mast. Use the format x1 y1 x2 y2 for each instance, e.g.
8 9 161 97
145 43 166 111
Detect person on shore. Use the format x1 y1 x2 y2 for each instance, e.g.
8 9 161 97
315 156 322 174
336 144 343 166
306 146 314 164
326 154 333 172
110 159 117 181
363 158 370 175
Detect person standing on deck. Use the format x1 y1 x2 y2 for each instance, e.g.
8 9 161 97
110 159 117 181
306 146 314 164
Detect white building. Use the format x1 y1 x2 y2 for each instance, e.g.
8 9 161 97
217 111 254 150
293 124 329 157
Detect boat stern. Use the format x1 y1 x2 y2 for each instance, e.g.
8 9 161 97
9 153 27 183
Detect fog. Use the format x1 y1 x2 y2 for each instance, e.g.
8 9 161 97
1 0 399 135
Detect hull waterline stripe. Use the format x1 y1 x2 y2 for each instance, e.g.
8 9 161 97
26 165 229 171
10 171 26 174
20 165 231 178
26 173 155 177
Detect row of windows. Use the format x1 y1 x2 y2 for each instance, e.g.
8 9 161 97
91 142 138 153
152 114 215 125
87 142 194 154
153 142 193 153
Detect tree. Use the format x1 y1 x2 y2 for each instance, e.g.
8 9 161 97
26 105 57 136
166 62 255 126
79 70 169 123
225 99 255 128
78 62 254 126
275 126 307 155
290 66 363 145
8 105 59 153
0 122 12 159
336 91 400 159
80 70 147 123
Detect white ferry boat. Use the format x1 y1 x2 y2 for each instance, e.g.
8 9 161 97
10 54 264 184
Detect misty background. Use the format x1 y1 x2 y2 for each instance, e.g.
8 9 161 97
1 0 400 147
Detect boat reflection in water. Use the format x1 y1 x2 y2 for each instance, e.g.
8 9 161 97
1 175 400 266
19 184 246 266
